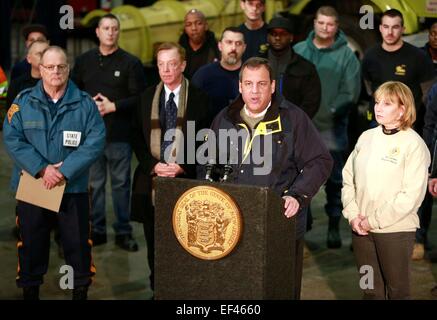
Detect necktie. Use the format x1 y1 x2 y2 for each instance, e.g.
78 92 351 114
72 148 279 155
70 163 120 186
161 92 177 161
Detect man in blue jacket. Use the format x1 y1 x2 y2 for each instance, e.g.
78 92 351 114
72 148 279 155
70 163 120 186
3 46 106 300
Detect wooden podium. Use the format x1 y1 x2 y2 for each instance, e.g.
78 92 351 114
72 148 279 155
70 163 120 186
154 177 296 300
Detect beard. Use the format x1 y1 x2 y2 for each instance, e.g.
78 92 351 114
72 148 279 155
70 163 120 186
224 53 238 65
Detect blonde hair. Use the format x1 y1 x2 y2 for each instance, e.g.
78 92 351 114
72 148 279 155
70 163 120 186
374 81 416 130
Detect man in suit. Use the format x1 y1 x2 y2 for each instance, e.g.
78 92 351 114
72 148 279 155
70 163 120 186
130 42 211 296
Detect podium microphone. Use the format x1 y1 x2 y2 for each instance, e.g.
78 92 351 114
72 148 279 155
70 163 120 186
205 161 215 182
221 164 233 182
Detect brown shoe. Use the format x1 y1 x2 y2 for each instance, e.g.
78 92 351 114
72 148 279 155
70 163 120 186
412 243 425 261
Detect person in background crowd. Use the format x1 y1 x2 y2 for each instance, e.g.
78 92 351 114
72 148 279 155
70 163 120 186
192 27 246 117
178 9 219 79
10 24 48 81
71 13 146 251
262 16 321 118
238 0 268 61
7 40 49 108
294 6 361 248
422 21 437 75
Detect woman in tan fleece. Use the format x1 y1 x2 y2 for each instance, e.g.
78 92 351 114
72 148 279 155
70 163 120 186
342 81 430 299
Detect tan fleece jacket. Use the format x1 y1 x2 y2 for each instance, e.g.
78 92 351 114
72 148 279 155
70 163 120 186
342 126 430 233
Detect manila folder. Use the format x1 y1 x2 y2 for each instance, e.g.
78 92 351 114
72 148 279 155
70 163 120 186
16 170 66 213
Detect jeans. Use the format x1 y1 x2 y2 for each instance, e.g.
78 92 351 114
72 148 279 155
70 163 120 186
324 150 345 217
89 142 133 235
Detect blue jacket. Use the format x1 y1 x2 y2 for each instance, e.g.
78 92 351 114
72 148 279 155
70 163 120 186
3 80 106 193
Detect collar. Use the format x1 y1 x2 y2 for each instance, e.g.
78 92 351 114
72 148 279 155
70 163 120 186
243 101 271 118
268 46 292 60
381 125 400 135
227 93 283 125
164 83 181 106
97 47 119 57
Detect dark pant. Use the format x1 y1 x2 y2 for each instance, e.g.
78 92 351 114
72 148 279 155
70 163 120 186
352 231 415 299
294 237 305 300
89 142 133 235
416 192 434 245
324 150 345 218
16 194 94 288
143 206 154 291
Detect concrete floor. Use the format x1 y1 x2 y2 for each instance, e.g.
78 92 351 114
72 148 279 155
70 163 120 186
0 131 436 300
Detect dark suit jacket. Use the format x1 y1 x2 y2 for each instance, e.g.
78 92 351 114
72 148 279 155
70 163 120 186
130 83 212 223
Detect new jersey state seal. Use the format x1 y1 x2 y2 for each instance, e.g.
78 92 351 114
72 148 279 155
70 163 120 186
173 186 242 260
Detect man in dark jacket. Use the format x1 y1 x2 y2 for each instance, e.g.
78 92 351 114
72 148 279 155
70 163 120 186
131 42 212 295
209 57 333 299
261 16 321 118
422 21 437 75
178 9 220 79
238 0 268 61
192 27 246 117
7 40 48 108
10 24 48 81
71 14 146 252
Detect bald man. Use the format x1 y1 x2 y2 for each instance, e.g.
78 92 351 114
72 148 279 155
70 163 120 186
178 9 220 79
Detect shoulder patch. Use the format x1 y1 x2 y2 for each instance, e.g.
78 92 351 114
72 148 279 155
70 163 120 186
7 104 20 123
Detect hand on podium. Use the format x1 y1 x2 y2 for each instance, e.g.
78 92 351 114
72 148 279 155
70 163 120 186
282 196 300 218
154 162 184 177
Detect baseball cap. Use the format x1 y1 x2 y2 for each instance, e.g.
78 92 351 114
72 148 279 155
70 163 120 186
267 17 294 34
22 24 48 40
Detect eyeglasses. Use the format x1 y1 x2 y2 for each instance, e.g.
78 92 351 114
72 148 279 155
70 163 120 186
41 64 68 72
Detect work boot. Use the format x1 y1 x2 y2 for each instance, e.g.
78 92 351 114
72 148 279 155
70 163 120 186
115 234 138 252
327 216 342 249
91 232 107 246
72 286 88 300
23 286 40 300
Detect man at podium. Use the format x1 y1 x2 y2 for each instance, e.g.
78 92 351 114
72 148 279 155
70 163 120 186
209 57 333 298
